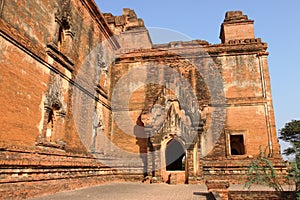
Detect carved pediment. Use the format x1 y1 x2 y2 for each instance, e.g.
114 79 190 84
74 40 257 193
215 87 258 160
142 97 203 146
45 75 66 114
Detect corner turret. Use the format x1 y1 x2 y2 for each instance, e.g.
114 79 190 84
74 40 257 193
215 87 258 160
103 8 152 50
219 11 255 44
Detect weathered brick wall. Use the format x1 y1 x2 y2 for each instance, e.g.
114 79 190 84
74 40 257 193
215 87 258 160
109 62 146 154
228 191 296 200
110 55 210 156
215 11 281 159
0 0 118 153
112 32 285 182
2 0 57 49
0 33 49 147
0 0 126 199
218 54 263 98
199 12 284 182
214 52 280 157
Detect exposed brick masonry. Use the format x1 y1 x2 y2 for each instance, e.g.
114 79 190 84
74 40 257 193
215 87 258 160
0 2 287 198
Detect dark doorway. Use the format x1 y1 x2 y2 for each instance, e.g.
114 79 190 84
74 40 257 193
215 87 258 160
166 139 185 171
230 135 245 155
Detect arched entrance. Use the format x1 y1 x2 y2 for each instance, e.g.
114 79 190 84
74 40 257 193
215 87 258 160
165 139 185 171
141 99 203 184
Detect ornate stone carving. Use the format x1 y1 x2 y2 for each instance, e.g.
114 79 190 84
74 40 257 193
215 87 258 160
46 0 74 68
55 0 73 38
44 75 66 113
36 75 66 149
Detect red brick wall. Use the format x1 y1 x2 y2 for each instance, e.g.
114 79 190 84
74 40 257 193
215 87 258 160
0 37 49 147
0 1 123 198
0 0 117 153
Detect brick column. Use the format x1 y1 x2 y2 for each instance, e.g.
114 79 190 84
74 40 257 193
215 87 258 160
193 123 204 178
186 146 194 176
145 126 153 177
54 111 66 146
152 144 162 182
41 106 52 141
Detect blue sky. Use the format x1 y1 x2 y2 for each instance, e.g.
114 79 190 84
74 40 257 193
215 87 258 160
96 1 300 154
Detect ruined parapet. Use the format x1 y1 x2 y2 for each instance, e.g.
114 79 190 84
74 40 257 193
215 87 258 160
104 8 145 33
206 180 230 200
219 11 255 44
103 8 152 50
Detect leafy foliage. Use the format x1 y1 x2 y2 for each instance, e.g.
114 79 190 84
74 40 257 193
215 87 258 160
244 146 284 191
279 120 300 198
287 161 300 199
279 120 300 156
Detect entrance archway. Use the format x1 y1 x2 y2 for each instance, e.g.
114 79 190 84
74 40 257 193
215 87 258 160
165 139 185 171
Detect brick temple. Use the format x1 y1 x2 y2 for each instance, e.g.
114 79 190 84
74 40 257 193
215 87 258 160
0 0 287 198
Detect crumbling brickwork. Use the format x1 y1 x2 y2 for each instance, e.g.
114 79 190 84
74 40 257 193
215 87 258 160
0 1 286 198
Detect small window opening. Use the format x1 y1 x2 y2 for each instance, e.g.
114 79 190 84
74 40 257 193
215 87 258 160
57 26 64 50
230 135 245 155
